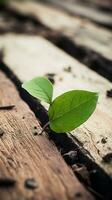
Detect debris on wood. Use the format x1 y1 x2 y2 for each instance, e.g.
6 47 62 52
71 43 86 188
45 73 56 84
24 178 39 190
106 89 112 98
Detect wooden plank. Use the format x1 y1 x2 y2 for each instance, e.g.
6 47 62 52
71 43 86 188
10 1 112 61
0 70 93 200
44 0 112 28
54 0 112 10
0 34 112 178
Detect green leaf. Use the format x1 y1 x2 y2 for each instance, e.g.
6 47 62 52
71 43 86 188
22 77 53 104
48 90 98 133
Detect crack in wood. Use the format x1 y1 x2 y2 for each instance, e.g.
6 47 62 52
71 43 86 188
84 127 102 158
0 105 15 110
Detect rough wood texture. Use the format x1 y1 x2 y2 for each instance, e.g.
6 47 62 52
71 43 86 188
10 1 112 60
0 70 93 200
55 0 112 10
0 34 112 177
64 0 112 7
44 0 112 28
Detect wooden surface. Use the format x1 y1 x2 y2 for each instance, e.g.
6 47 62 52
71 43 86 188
0 34 112 178
65 0 112 7
0 70 93 200
10 1 112 60
45 0 112 28
53 0 112 9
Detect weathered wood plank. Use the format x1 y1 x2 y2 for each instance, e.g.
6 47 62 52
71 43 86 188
10 1 112 60
53 0 112 10
0 34 112 178
0 70 93 200
44 0 112 28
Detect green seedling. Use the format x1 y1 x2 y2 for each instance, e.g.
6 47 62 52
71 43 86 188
22 77 98 133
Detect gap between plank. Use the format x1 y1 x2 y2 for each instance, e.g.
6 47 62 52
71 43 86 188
0 6 112 82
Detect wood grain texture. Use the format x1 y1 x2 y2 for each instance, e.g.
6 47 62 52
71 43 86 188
10 1 112 60
44 0 112 28
0 34 112 177
54 0 112 10
0 70 93 200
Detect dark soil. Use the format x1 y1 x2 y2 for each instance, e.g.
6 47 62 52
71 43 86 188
0 128 4 137
101 138 107 144
102 153 112 164
45 73 56 84
106 89 112 97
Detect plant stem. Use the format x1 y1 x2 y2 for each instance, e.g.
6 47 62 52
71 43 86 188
39 121 50 135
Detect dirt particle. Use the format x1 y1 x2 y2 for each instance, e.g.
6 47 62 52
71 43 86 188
75 192 82 198
59 77 63 81
33 132 38 136
101 138 107 144
45 73 56 84
106 89 112 98
108 147 111 151
63 66 72 73
0 178 16 188
25 178 38 189
0 128 4 137
63 151 78 165
102 153 112 163
34 126 37 129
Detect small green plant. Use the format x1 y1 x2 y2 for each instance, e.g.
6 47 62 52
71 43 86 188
22 77 98 133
